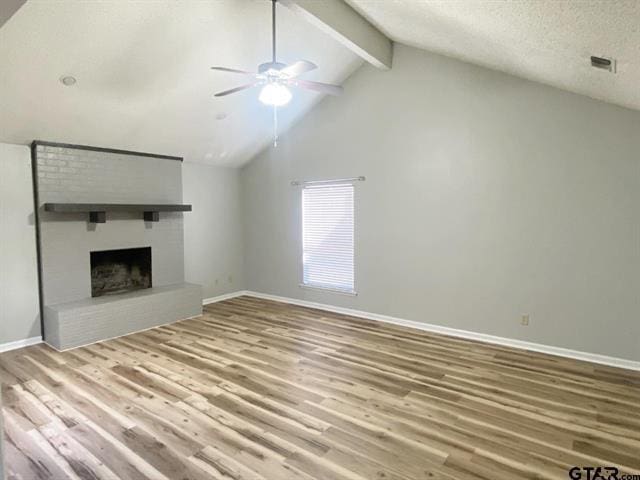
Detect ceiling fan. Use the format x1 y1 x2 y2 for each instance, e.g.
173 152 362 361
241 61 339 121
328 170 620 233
210 0 343 107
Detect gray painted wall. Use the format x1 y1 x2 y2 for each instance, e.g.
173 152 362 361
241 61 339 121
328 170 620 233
241 45 640 362
35 144 186 307
183 162 244 299
0 143 41 345
0 392 3 480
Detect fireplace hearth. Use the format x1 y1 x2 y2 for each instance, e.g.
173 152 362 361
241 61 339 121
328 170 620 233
90 247 151 297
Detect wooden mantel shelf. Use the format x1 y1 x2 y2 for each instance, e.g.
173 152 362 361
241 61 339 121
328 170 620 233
43 203 192 224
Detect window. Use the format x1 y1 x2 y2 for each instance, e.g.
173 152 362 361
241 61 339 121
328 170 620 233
302 183 355 294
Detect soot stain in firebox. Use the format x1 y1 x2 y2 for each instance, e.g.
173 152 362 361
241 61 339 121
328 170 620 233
90 247 151 297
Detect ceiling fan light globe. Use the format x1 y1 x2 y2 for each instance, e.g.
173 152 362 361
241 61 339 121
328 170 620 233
259 83 292 106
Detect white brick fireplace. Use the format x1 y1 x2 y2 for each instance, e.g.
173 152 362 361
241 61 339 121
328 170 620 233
32 141 201 350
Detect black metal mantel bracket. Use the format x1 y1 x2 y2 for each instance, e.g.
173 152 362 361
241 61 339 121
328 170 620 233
89 211 107 223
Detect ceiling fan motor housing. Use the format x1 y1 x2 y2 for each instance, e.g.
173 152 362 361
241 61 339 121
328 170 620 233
259 61 287 74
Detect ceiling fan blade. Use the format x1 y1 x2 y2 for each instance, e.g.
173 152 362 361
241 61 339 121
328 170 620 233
280 60 317 78
210 66 257 77
214 82 261 97
291 79 343 96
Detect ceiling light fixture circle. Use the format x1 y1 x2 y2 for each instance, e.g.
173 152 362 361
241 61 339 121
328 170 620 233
60 75 77 86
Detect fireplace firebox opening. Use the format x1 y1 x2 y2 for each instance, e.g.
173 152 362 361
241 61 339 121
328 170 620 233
90 247 151 297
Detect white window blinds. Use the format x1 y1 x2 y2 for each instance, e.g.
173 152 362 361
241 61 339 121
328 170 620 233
302 183 355 294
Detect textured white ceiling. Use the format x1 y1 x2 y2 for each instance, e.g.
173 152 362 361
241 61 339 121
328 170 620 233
0 0 362 165
347 0 640 112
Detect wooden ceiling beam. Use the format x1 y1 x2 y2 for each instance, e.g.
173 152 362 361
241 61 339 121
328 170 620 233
279 0 392 70
0 0 26 29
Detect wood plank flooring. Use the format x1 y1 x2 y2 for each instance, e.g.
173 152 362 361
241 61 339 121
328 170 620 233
1 296 639 479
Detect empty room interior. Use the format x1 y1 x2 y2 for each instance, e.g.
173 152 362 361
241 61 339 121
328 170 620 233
1 0 639 479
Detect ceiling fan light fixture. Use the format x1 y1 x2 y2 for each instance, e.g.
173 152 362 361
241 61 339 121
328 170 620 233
209 0 341 148
259 82 292 106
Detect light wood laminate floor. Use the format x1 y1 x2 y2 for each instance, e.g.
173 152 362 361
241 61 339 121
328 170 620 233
1 296 639 479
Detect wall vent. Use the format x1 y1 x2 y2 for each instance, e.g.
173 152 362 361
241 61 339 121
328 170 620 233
590 56 616 73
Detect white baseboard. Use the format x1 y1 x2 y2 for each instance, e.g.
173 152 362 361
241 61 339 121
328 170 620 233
3 293 635 371
234 291 640 372
0 336 42 353
203 290 249 305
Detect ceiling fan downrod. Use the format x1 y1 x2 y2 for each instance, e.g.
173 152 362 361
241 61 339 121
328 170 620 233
272 0 277 64
271 0 279 148
259 0 285 74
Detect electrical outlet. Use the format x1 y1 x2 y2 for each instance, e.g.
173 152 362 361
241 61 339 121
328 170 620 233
521 314 530 326
228 275 233 284
215 278 219 285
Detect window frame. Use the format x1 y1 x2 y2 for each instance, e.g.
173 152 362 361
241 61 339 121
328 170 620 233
299 181 357 296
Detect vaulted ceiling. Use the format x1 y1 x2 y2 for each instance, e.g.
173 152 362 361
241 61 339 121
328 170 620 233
346 0 640 112
3 1 640 167
0 0 362 166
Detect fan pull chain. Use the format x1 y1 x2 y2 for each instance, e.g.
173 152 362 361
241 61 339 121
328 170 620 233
273 105 278 147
